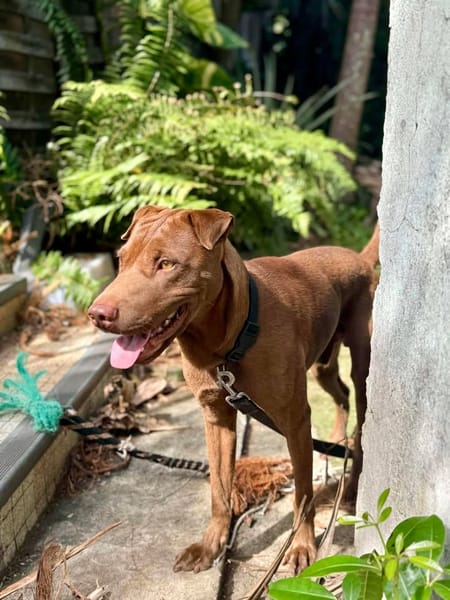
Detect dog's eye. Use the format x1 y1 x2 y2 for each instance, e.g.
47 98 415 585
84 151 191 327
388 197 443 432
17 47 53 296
159 259 175 270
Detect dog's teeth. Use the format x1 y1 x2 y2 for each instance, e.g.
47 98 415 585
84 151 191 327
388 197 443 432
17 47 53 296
164 319 171 326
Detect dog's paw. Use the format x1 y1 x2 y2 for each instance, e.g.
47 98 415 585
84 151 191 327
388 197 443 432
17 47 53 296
173 542 216 573
283 539 317 575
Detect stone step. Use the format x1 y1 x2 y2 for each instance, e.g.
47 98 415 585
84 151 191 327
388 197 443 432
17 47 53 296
0 331 114 574
0 274 27 336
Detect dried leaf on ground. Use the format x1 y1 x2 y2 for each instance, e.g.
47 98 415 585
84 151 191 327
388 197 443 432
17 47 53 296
98 375 172 434
132 377 167 406
19 289 88 356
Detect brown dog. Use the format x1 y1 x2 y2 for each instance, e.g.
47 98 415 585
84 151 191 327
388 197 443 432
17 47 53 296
88 206 379 574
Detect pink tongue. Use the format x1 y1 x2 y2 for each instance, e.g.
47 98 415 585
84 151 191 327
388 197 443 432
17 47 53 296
110 334 147 369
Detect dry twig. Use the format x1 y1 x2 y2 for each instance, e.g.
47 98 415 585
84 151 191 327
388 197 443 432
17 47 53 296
0 522 122 599
244 496 307 600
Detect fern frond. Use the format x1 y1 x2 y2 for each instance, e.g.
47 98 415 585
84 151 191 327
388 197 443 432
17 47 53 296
35 0 90 82
53 87 357 251
31 251 104 311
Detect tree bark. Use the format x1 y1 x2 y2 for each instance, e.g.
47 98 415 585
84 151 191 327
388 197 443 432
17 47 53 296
329 0 381 153
356 0 450 560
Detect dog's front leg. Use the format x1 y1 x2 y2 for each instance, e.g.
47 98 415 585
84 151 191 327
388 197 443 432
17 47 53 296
174 397 236 573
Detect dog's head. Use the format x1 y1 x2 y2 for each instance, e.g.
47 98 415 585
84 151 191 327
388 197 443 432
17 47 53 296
88 205 233 368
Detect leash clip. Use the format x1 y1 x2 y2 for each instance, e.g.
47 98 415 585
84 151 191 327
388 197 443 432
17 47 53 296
116 436 135 459
216 367 238 399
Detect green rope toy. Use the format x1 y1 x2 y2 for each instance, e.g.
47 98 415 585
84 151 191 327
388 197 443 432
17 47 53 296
0 352 63 433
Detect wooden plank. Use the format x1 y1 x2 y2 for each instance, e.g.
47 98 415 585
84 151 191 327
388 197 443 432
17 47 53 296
0 70 56 94
3 111 51 130
71 15 98 34
0 0 46 22
0 31 54 58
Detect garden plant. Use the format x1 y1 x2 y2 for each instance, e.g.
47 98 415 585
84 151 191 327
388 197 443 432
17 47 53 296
268 489 450 600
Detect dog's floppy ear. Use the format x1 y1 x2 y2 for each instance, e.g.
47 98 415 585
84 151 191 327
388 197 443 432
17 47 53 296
121 205 165 240
188 209 234 250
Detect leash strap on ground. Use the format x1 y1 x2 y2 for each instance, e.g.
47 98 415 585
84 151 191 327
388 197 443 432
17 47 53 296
216 368 352 460
61 411 209 475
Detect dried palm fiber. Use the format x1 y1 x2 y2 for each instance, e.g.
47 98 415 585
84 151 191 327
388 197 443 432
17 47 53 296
232 456 293 515
35 542 65 600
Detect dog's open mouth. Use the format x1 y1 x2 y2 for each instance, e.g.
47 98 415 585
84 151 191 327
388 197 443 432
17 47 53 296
110 305 188 369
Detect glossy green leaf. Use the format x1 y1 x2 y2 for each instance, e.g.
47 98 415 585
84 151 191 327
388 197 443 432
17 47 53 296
418 586 432 600
384 561 427 599
395 533 405 555
406 541 441 553
433 580 450 600
342 572 361 600
379 506 393 524
268 577 335 599
376 488 390 514
384 558 398 580
300 555 378 578
408 555 444 573
387 515 445 561
355 569 383 600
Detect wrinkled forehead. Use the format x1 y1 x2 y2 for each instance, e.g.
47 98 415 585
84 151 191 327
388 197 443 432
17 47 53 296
121 209 199 259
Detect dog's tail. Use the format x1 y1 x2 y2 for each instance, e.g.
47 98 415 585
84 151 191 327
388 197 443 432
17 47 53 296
360 222 380 267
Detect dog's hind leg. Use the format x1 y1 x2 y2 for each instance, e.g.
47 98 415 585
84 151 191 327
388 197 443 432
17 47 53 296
343 305 372 502
281 372 317 573
311 341 350 444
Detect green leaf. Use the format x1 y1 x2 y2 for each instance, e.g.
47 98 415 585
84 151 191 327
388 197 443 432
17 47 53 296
387 516 445 561
395 533 405 555
408 555 444 573
384 558 398 581
378 506 393 524
300 556 378 578
406 541 441 553
384 561 427 599
433 580 450 600
337 515 365 526
180 0 215 29
208 22 248 49
268 577 335 599
376 488 390 514
354 570 384 600
342 572 361 600
415 586 432 600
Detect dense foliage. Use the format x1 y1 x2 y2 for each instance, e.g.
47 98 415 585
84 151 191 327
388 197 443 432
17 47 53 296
102 0 245 94
52 81 355 253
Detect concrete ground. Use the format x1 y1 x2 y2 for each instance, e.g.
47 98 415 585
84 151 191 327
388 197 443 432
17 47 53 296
0 350 355 600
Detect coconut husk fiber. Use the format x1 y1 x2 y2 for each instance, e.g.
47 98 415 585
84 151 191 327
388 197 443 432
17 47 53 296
232 456 293 515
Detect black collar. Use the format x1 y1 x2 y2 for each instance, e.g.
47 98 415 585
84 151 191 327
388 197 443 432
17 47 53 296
225 274 259 362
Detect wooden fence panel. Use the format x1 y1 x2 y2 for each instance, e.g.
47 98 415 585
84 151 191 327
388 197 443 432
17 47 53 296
0 0 105 147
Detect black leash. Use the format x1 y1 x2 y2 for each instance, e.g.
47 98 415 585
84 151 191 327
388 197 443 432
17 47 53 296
61 411 209 475
216 368 352 459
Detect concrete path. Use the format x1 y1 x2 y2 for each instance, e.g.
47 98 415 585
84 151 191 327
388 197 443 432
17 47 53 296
1 384 353 600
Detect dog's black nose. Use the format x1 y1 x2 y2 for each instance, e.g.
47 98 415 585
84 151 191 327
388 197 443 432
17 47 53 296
88 303 118 328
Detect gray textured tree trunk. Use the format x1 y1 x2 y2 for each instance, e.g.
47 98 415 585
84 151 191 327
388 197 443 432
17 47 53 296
329 0 380 153
356 0 450 559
